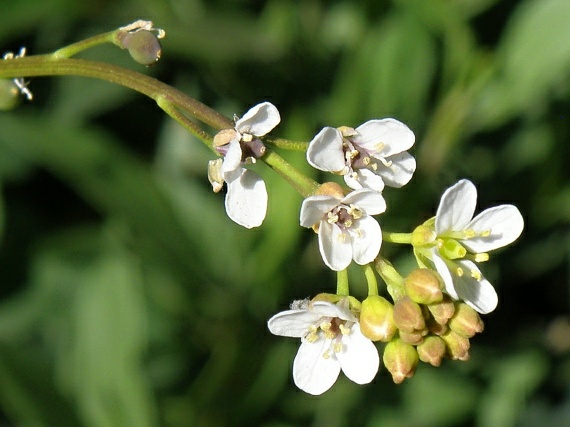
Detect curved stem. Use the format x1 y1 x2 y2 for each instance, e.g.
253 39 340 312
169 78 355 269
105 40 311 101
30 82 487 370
375 257 406 301
363 264 378 296
262 148 320 197
0 56 233 131
263 136 309 151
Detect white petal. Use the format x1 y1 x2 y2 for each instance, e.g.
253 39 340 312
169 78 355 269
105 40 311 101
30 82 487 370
318 221 352 271
463 205 524 253
293 339 341 395
345 168 385 192
311 301 357 322
435 179 477 235
453 261 498 314
336 324 380 384
299 195 339 228
225 169 267 228
374 151 416 188
221 139 242 174
306 127 346 173
350 216 382 265
342 189 386 216
354 118 415 156
235 102 280 136
431 250 458 300
267 309 323 338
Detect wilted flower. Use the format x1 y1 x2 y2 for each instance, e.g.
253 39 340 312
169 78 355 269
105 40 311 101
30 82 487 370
209 102 280 228
267 298 380 395
306 118 416 192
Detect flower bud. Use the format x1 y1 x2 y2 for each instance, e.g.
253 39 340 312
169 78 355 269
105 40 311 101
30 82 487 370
359 296 396 342
417 336 446 367
393 296 425 333
411 224 436 247
448 303 484 338
399 329 426 345
0 79 21 111
441 330 470 361
426 294 455 325
383 338 419 384
207 159 224 193
122 30 162 65
404 269 443 304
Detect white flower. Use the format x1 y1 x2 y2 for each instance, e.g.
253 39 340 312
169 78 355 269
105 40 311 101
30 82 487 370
300 187 386 271
306 119 416 192
267 298 380 395
414 179 524 314
209 102 280 228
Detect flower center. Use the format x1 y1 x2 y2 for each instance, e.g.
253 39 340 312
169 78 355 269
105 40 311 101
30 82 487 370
326 203 362 231
305 317 353 357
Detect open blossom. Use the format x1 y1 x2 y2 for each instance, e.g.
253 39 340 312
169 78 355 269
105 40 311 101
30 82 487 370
267 298 380 395
306 118 416 192
300 185 386 271
414 179 524 314
208 102 280 228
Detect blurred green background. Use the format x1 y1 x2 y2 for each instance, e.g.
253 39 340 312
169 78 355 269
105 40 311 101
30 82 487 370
1 0 569 426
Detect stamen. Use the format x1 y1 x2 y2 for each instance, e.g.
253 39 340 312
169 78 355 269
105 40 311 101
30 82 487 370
481 229 491 237
333 342 343 353
322 350 331 359
344 219 353 228
456 267 464 277
473 253 489 262
339 324 350 335
241 133 253 142
327 212 339 224
337 232 347 243
471 269 482 281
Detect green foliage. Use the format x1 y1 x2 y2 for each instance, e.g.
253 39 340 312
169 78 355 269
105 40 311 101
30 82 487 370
1 0 569 426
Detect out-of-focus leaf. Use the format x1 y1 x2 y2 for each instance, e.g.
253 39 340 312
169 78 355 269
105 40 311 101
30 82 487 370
56 242 158 427
478 351 549 427
475 0 570 127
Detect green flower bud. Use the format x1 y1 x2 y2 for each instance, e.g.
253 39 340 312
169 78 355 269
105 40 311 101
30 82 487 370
411 224 436 247
393 296 425 333
359 295 397 342
0 79 21 111
399 329 427 345
448 302 484 338
383 338 419 384
417 335 446 367
441 330 470 361
426 294 455 325
122 30 162 65
404 268 443 304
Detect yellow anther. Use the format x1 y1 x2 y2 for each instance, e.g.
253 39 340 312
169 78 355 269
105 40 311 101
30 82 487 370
470 269 482 281
375 142 385 152
456 267 464 277
337 232 347 243
348 204 362 219
370 162 378 171
333 342 343 353
241 133 253 142
349 149 359 159
463 229 476 238
481 229 492 237
324 330 336 339
339 324 351 335
327 212 339 224
320 321 332 331
322 350 331 359
362 156 371 166
306 331 319 343
473 252 489 262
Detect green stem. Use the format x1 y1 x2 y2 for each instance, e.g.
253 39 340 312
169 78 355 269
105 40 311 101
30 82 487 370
363 264 378 296
336 269 349 296
382 231 412 244
262 148 320 197
0 55 232 131
263 136 309 151
53 31 118 58
157 97 214 150
375 257 406 301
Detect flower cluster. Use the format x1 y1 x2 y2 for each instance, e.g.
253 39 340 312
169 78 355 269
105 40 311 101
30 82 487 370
207 103 522 394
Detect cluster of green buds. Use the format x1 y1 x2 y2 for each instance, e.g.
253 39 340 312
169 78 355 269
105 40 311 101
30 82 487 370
360 268 484 383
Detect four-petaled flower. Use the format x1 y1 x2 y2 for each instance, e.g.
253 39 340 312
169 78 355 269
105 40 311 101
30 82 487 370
306 118 416 192
208 101 280 228
414 179 524 314
300 185 386 271
267 298 380 395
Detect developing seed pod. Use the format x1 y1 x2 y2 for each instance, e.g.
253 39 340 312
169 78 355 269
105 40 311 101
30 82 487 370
0 79 21 111
122 30 162 66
